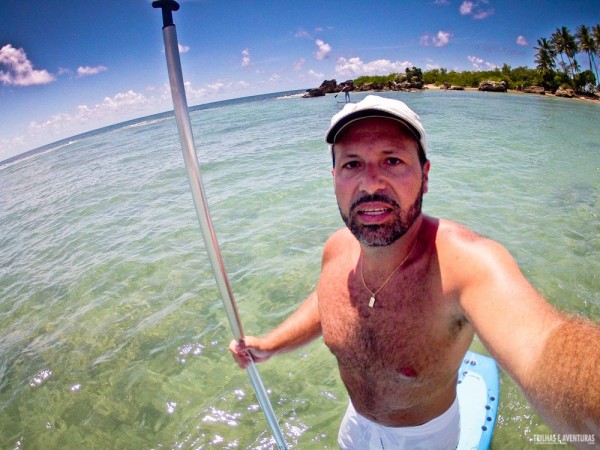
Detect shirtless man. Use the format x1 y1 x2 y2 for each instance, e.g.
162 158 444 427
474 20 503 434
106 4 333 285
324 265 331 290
229 95 600 449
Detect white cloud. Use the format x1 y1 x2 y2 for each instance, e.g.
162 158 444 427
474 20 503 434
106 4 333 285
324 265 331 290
460 1 475 15
314 39 331 60
178 43 190 53
467 55 497 70
0 44 55 86
293 58 306 71
460 1 494 19
1 76 261 160
241 48 251 67
294 29 312 39
0 135 26 154
26 89 155 141
516 35 528 46
421 31 452 47
335 57 413 77
184 79 251 103
468 55 484 65
24 79 254 140
473 9 494 19
307 69 324 79
76 65 108 77
101 90 148 109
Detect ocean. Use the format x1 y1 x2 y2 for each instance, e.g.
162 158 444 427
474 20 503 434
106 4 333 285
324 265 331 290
1 90 599 449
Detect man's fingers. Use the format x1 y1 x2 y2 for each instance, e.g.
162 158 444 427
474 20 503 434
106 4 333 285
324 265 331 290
229 339 251 369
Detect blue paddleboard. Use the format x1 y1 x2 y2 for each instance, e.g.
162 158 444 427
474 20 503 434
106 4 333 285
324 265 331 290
456 351 499 450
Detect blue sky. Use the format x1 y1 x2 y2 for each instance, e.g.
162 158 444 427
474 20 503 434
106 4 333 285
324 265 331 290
0 0 598 161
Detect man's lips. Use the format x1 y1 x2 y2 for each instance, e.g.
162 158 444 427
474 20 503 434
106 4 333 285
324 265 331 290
356 204 392 216
352 201 395 223
350 194 399 212
349 194 399 223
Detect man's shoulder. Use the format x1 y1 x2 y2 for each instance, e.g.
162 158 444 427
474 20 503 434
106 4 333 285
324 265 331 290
322 228 357 262
435 218 492 247
432 217 513 276
325 227 357 248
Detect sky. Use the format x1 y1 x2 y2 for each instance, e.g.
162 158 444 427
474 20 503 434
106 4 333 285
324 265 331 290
1 0 598 161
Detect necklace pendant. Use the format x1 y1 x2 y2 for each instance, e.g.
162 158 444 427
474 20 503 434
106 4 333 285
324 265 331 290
368 296 376 308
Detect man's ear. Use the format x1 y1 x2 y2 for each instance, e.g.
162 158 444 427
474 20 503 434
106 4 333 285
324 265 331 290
422 160 431 194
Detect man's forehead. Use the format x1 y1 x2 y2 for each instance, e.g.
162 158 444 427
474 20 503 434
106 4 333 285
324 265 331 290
335 117 419 144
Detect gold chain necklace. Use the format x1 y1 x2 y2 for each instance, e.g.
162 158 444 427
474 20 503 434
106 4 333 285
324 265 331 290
360 237 418 308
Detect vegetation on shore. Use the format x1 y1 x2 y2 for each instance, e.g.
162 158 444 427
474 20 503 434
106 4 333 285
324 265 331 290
533 24 599 92
350 23 599 96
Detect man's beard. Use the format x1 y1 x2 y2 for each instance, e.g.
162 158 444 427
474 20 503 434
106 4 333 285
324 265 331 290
339 183 424 247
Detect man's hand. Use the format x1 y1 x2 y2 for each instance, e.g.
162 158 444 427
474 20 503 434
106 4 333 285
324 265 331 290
228 336 274 369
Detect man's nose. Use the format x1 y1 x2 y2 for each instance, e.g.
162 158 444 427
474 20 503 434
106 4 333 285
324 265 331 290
359 164 386 193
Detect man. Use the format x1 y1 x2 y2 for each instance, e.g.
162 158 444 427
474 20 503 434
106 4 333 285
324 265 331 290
230 95 600 449
342 83 351 103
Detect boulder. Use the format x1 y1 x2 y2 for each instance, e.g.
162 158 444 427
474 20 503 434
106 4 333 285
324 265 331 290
302 79 337 97
318 79 338 94
448 86 465 91
302 88 325 98
555 87 575 98
478 80 507 92
523 86 546 95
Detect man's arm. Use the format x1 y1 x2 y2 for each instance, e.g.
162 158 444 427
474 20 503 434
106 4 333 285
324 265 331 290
527 317 600 438
447 227 600 440
229 290 322 369
229 229 348 369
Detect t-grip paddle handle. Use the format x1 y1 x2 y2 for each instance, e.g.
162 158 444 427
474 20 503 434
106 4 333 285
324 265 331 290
152 0 179 28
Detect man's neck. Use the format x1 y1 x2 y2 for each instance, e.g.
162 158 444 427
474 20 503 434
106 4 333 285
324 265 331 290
361 214 425 271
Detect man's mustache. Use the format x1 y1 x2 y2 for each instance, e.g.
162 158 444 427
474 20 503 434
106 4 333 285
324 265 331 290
350 193 400 213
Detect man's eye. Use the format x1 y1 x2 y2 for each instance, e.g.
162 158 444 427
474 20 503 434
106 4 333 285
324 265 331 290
387 157 402 165
342 161 360 169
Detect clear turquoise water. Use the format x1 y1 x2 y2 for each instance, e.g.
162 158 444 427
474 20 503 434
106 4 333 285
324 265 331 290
0 90 598 449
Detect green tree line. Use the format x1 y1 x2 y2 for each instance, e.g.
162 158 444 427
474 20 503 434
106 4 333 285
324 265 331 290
352 24 599 95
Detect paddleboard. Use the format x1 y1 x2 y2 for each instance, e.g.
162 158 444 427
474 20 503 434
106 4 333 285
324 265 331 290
457 351 500 450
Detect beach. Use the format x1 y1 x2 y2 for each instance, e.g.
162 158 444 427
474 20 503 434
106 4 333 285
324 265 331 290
423 83 600 103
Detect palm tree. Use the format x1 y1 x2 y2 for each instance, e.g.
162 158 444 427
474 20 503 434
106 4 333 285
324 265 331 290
593 24 600 50
551 28 567 75
534 38 556 78
551 27 578 80
593 24 600 85
576 25 597 83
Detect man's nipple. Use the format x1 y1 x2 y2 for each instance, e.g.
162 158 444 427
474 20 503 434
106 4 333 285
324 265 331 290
399 367 417 378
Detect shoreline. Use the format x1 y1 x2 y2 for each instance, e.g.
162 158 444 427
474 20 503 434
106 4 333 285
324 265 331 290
423 83 600 104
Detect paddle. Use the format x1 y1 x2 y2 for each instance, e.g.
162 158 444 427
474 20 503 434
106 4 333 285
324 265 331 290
151 2 288 448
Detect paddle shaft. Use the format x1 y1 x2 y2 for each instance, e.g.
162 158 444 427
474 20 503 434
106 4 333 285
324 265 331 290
152 2 287 448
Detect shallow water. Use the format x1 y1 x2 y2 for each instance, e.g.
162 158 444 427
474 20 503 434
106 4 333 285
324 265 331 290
1 90 599 448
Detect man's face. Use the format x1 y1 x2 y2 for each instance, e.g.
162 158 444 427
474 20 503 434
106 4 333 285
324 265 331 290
332 117 430 247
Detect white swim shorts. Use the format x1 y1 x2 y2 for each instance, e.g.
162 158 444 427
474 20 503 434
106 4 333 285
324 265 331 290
338 398 460 450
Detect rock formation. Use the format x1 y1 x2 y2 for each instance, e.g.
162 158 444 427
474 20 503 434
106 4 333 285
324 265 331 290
478 81 508 92
523 86 546 95
555 87 575 98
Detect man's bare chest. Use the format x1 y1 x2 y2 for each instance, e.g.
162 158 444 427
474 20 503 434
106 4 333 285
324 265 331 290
318 261 470 378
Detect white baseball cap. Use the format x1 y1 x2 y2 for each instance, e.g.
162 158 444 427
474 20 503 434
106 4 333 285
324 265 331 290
325 95 427 153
